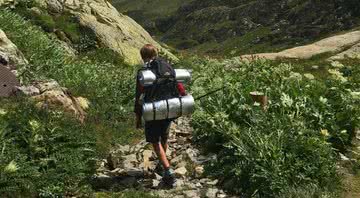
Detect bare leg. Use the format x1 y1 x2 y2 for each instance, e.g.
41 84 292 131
153 143 170 169
161 139 168 153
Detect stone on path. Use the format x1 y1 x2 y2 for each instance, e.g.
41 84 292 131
143 150 153 173
174 166 187 177
183 190 200 198
206 188 219 198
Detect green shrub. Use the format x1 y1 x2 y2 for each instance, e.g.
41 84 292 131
0 99 95 197
190 58 360 197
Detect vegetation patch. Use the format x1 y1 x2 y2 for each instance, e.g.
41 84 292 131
183 57 360 197
0 9 146 197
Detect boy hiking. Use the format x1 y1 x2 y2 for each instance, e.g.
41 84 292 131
134 44 186 187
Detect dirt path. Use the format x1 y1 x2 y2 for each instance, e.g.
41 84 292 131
241 30 360 60
92 117 237 198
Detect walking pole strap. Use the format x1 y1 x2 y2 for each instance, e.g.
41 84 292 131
195 86 227 100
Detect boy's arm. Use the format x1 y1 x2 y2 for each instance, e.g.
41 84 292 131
134 74 144 128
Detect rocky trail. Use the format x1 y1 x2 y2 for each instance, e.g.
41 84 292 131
92 117 235 198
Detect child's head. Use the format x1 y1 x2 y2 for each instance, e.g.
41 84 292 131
140 44 158 62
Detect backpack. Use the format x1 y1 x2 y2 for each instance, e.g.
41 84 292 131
140 58 180 103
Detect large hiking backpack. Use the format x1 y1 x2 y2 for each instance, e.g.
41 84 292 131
138 58 195 121
142 58 179 103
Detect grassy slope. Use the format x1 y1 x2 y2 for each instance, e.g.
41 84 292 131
0 9 154 197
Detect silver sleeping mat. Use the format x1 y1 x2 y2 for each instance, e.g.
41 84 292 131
142 95 195 121
139 69 192 86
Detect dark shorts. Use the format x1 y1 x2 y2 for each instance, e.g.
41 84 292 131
145 119 172 143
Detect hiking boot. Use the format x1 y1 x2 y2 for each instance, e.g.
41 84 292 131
154 161 163 174
162 168 176 187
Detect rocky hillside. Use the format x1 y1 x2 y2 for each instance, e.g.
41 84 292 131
112 0 193 35
241 30 360 60
114 0 360 57
1 0 176 64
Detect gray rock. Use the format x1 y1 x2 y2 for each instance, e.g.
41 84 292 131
155 173 162 180
122 160 135 169
171 154 183 165
174 166 187 177
30 7 42 16
217 190 227 198
152 179 160 188
0 29 28 66
185 182 197 189
217 193 227 198
183 190 200 198
123 154 138 163
195 165 204 178
206 188 219 198
173 195 185 198
186 148 199 163
125 167 143 177
175 178 185 189
47 0 63 13
34 80 60 93
109 167 122 176
176 161 187 169
207 179 219 186
118 145 130 154
15 85 40 96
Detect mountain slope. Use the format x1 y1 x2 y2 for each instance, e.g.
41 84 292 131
113 0 360 57
5 0 177 64
112 0 193 35
240 30 360 60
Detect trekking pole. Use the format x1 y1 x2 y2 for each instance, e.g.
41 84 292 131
194 85 228 101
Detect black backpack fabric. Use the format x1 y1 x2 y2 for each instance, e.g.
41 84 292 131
141 58 179 103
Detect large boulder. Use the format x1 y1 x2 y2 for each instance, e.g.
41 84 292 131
0 29 28 68
16 80 90 123
35 0 177 65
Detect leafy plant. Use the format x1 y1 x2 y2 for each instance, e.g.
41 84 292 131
190 57 360 197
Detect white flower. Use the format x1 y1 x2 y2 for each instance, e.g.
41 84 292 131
281 93 293 107
4 160 18 173
319 96 328 104
29 120 40 131
304 73 315 80
328 69 348 83
0 109 6 116
289 72 302 81
330 61 344 68
350 92 360 100
320 129 330 137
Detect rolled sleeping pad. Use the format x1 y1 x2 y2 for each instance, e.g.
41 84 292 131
139 70 157 86
139 69 191 86
142 95 195 121
175 69 192 83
